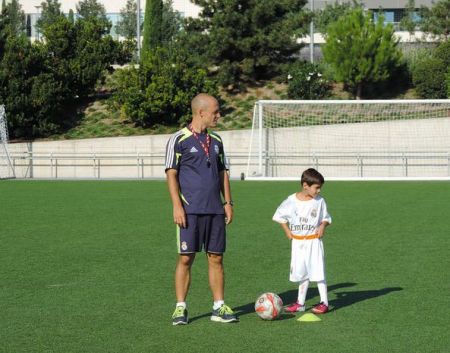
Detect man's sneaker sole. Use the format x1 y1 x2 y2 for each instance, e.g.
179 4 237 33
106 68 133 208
172 319 188 326
210 315 239 323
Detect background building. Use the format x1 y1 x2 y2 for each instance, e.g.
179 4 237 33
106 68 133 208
3 1 437 43
7 0 201 40
308 1 433 29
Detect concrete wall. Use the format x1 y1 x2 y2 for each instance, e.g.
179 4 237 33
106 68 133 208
8 130 252 179
8 117 450 179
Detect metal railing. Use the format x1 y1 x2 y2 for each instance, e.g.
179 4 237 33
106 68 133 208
9 152 250 179
8 151 450 179
252 151 450 178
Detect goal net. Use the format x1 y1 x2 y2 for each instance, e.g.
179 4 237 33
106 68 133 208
246 100 450 180
0 105 15 179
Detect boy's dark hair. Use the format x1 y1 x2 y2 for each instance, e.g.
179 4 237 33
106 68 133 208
301 168 325 186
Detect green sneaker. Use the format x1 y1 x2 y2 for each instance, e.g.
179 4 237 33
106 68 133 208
211 304 239 323
172 306 188 326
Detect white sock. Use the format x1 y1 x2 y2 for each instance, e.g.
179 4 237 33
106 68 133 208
317 281 328 306
297 279 310 305
213 300 224 310
176 302 186 309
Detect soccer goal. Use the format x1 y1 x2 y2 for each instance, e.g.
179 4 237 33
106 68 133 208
0 105 15 179
246 99 450 180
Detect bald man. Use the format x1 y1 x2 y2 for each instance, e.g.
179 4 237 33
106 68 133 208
165 93 238 325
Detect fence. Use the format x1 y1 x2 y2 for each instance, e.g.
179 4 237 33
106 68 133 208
9 152 250 179
8 151 450 180
257 151 450 179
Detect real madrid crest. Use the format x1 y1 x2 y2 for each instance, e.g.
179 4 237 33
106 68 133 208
214 144 219 154
181 241 188 251
311 209 317 217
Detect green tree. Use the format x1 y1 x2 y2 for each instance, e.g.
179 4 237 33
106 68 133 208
76 0 107 20
116 0 141 39
420 0 450 39
0 35 34 137
36 0 63 33
37 8 77 94
186 0 309 91
71 19 117 96
0 3 8 53
400 0 417 34
68 9 75 24
111 46 216 127
72 0 117 95
76 0 111 34
0 34 68 138
0 0 25 37
0 0 119 138
26 14 31 37
322 8 402 99
161 0 182 44
314 0 358 33
142 0 163 56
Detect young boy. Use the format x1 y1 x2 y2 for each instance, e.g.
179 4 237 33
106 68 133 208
272 168 332 314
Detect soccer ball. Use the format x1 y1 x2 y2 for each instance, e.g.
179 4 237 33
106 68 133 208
254 292 283 320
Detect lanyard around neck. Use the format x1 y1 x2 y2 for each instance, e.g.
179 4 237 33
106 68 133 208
188 124 211 165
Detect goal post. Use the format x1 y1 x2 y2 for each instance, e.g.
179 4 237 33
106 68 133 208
246 99 450 180
0 105 16 179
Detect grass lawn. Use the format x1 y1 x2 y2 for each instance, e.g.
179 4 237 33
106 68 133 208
1 180 449 352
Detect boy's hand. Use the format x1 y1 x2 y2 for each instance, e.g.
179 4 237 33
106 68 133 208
317 227 325 238
317 221 329 238
280 223 293 240
284 231 293 240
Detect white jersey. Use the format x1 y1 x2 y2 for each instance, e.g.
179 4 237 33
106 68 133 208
273 193 332 282
272 194 332 236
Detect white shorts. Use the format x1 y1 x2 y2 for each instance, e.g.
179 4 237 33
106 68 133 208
290 238 325 282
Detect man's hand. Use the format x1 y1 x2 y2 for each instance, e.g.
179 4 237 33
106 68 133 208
224 204 233 225
173 204 186 228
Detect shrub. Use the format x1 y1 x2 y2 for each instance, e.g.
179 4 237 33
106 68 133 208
447 68 450 98
412 56 447 98
287 61 330 100
434 40 450 68
110 46 217 127
403 46 434 76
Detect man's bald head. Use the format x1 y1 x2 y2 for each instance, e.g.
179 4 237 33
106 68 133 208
191 93 218 117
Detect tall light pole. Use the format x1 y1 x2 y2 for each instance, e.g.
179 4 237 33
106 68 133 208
310 0 314 63
137 0 141 61
35 5 41 41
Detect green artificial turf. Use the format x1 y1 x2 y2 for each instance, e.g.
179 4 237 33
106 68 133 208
0 180 449 353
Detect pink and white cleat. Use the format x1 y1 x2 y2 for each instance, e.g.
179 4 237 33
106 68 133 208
311 302 329 314
284 302 306 313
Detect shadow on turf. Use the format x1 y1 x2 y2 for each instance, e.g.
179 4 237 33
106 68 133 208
328 286 403 312
279 282 358 307
190 282 384 322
